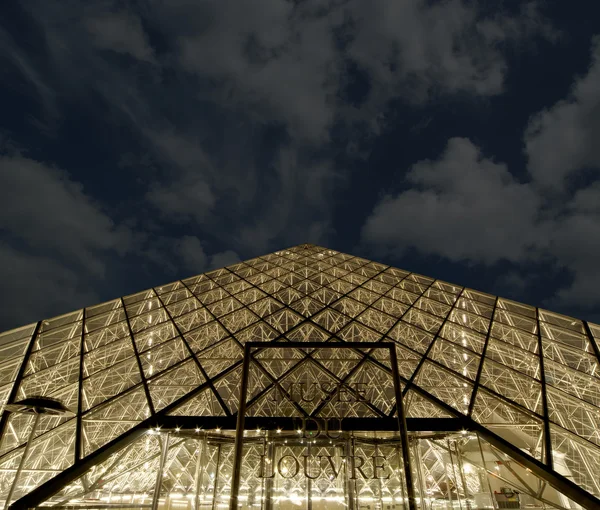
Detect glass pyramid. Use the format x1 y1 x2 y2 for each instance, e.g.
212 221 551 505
0 243 599 510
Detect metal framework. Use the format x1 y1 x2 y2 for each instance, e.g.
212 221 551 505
230 342 416 510
0 243 598 510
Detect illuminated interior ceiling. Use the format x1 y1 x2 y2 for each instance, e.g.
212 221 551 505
0 243 599 509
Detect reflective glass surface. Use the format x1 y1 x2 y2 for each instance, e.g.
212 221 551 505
0 244 598 509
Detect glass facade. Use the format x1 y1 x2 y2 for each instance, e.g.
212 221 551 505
0 244 599 510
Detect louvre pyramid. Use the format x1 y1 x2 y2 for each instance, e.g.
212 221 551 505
1 243 600 510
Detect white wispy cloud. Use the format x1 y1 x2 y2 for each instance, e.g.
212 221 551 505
362 32 600 311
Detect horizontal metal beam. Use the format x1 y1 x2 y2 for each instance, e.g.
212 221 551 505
159 415 468 432
246 341 390 349
51 506 151 509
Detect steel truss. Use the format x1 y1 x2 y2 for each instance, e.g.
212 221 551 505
0 244 597 509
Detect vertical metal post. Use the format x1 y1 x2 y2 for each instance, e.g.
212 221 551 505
443 445 455 509
375 442 384 510
396 443 407 508
413 441 425 510
152 432 170 510
194 434 207 510
475 435 496 509
447 440 463 510
345 437 355 510
389 345 417 510
211 445 221 510
535 308 553 470
229 344 252 510
4 413 41 510
306 441 312 510
455 440 472 510
264 432 274 510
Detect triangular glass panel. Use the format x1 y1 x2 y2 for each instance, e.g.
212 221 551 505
254 347 304 379
139 337 189 378
148 359 205 411
289 296 326 317
235 321 279 343
184 320 228 353
213 366 243 414
311 347 362 380
414 361 473 415
312 309 350 333
472 388 544 461
265 309 304 333
388 322 434 353
83 387 149 455
168 386 226 417
82 356 142 410
404 390 454 418
285 322 330 342
248 297 284 318
276 360 338 416
219 308 260 333
245 385 303 417
199 338 243 378
337 321 383 342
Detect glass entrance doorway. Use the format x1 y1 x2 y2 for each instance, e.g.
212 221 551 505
230 342 414 510
169 429 573 510
27 342 584 510
236 431 407 510
29 426 580 510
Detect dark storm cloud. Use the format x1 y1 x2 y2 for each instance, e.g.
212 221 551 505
2 0 593 329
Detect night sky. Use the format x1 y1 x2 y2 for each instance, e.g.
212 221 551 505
1 0 599 332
